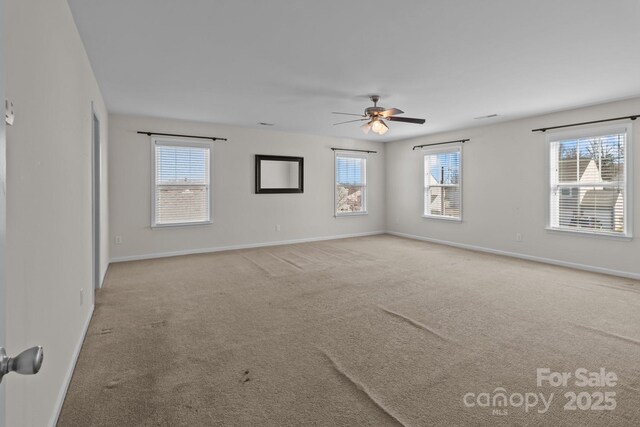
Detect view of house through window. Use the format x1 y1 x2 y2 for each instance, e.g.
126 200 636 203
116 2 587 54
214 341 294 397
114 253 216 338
153 138 211 226
335 153 367 215
549 127 628 235
423 147 462 220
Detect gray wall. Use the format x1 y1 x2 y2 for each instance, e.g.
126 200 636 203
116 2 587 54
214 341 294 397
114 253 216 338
386 96 640 278
5 0 108 425
109 114 385 261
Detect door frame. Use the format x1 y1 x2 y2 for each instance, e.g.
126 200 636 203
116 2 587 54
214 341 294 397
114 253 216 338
91 103 101 292
0 0 8 424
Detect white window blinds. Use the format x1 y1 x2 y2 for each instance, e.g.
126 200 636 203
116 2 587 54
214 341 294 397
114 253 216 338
335 153 367 215
153 139 211 226
549 128 628 236
424 147 461 220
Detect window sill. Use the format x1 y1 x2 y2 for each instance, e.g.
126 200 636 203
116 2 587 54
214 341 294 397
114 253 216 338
422 215 462 222
152 220 213 229
335 211 368 218
545 227 632 241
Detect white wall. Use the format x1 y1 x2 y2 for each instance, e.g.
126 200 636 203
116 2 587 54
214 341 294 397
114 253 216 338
5 0 108 425
109 114 384 261
386 96 640 279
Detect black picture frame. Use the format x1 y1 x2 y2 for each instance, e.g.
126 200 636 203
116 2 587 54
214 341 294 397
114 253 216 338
255 154 304 194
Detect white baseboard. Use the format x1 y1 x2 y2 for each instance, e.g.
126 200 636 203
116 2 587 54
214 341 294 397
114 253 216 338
110 228 639 277
387 231 640 280
98 264 108 289
110 231 386 263
49 304 94 427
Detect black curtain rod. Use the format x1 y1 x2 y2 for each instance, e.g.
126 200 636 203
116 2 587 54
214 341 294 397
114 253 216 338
331 148 377 154
137 131 228 141
412 139 469 150
532 115 638 133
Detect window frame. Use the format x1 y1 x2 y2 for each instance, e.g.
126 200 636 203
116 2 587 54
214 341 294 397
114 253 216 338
545 123 633 239
422 145 463 222
334 151 368 217
150 136 213 228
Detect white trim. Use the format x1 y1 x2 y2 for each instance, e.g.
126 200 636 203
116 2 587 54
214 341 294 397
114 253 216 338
90 102 102 290
624 122 633 237
151 220 213 229
110 230 640 279
332 150 371 158
334 151 368 216
335 211 368 218
0 0 6 421
420 144 462 155
423 145 462 221
150 136 213 228
545 122 632 237
100 262 108 287
544 123 631 142
110 231 385 263
545 226 632 240
152 136 214 148
48 304 94 427
421 214 462 222
387 231 640 280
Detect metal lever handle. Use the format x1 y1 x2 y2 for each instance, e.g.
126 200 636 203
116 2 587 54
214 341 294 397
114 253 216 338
0 346 44 383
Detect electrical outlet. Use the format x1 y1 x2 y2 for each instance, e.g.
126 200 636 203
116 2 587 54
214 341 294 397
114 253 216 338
275 225 281 232
516 233 523 242
115 235 123 244
80 288 84 306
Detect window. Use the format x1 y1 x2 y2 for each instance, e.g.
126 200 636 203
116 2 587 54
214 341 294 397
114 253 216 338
152 137 212 226
423 147 462 220
548 125 630 237
335 152 367 215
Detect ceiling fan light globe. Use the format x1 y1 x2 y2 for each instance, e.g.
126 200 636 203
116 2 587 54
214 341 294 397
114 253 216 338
371 119 383 133
378 121 389 135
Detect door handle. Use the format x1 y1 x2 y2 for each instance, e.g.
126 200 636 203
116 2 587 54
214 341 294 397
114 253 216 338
0 346 44 383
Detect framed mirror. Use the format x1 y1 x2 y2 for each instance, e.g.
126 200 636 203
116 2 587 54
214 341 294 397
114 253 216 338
255 155 304 194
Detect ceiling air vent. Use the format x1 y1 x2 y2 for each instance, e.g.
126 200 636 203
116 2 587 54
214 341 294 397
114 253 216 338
474 114 498 120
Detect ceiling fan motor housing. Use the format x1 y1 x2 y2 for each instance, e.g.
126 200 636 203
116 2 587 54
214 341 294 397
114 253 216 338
365 95 384 117
365 106 384 117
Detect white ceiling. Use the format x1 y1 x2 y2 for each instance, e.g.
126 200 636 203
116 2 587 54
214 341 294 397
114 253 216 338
68 0 640 142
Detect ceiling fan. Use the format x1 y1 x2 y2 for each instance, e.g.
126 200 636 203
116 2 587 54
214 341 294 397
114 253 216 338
332 95 426 135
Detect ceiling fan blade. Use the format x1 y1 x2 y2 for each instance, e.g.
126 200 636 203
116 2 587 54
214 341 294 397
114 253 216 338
361 122 372 134
381 108 404 117
387 116 426 124
333 118 369 126
332 112 366 117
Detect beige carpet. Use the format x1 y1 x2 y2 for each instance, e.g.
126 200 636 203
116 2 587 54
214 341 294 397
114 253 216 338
58 235 640 426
